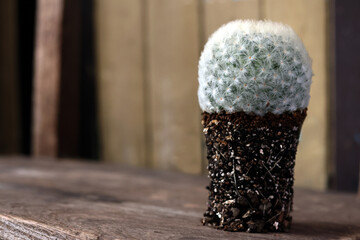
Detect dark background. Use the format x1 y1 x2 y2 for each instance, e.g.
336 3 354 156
0 0 359 192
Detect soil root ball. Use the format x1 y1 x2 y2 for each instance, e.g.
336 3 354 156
201 109 307 232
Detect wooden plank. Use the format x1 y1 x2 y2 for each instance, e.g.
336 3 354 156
18 0 36 155
58 0 82 158
79 0 99 159
95 0 146 165
146 0 202 174
202 0 260 41
263 0 329 190
0 157 359 239
0 215 98 240
0 0 20 153
334 0 360 192
32 0 64 157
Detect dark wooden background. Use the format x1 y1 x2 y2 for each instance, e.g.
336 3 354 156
333 0 360 192
0 0 359 192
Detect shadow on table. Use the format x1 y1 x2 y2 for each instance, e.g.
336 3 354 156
291 221 360 239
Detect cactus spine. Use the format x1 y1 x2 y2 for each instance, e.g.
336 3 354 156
198 20 313 116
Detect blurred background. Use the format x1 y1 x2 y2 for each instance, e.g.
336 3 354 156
0 0 359 192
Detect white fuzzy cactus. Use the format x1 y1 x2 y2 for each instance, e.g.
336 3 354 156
198 20 313 116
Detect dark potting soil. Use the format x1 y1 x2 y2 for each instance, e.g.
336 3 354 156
201 109 307 233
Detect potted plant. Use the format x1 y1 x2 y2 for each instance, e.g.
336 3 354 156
199 20 312 232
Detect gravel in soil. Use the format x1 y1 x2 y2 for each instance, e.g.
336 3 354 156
201 109 307 232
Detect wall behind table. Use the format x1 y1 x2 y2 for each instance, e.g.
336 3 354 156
95 0 330 190
0 0 21 154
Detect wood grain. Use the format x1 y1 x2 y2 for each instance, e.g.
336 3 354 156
0 0 20 153
32 0 64 157
202 0 260 41
263 0 329 190
334 0 360 192
0 157 359 239
146 0 202 174
0 215 98 240
95 0 146 166
58 0 82 158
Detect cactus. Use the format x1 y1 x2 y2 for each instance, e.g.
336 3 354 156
198 20 313 116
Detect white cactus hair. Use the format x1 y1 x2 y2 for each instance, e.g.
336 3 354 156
198 19 313 116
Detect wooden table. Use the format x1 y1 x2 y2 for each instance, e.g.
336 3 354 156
0 157 359 239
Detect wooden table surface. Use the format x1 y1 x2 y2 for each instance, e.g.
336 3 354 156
0 157 359 240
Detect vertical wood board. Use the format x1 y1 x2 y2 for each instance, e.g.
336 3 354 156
146 0 202 174
95 0 146 166
263 0 329 190
202 0 260 42
79 0 99 159
58 0 81 158
32 0 64 157
334 0 360 192
17 0 36 155
0 0 20 153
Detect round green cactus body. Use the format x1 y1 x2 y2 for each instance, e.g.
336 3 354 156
198 20 312 116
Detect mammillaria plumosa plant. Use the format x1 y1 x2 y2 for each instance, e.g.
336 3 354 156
198 20 312 115
199 20 312 233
